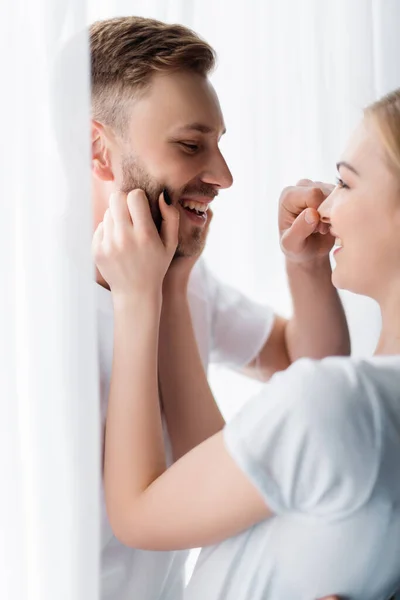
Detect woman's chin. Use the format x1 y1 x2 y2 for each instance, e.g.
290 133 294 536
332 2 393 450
332 267 374 299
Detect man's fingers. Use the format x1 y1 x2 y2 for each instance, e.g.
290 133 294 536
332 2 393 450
159 191 180 252
280 208 319 254
289 181 334 208
296 179 335 196
126 189 155 233
296 178 314 187
317 221 331 235
314 180 335 196
281 186 326 214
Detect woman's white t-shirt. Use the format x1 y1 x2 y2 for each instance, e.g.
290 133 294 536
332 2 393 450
186 355 400 600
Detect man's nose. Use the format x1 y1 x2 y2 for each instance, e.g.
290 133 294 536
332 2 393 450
202 150 233 190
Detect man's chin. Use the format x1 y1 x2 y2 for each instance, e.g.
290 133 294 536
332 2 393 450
175 232 206 259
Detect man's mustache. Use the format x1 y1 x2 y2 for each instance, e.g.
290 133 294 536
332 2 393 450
179 183 219 198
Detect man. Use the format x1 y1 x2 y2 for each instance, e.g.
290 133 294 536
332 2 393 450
90 16 350 599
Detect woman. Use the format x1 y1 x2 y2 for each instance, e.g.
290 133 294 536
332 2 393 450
93 89 400 599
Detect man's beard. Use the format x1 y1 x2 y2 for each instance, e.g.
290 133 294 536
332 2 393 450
121 154 206 258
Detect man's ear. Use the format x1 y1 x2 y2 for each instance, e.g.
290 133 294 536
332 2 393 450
91 120 114 182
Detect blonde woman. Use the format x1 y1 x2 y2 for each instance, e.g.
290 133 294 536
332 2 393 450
94 89 400 600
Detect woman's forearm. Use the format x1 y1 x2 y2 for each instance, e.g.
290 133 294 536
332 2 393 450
104 292 166 538
159 287 225 461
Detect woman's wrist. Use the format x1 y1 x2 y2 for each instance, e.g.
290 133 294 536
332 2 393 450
112 288 163 314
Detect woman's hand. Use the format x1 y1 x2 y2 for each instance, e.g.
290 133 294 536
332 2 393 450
92 190 179 299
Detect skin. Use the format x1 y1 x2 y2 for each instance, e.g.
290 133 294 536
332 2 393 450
318 117 400 356
92 70 350 380
93 114 400 599
92 70 232 268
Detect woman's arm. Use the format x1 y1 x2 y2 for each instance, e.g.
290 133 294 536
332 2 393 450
104 292 166 541
95 191 270 551
111 429 270 550
107 285 269 550
106 268 269 551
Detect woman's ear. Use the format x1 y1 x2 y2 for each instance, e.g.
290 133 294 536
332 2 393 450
91 120 114 182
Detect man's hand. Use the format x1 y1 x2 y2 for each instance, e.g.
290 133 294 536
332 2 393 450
279 179 335 265
277 178 351 360
163 208 214 294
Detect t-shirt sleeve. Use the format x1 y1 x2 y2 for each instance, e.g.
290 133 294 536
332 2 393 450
223 357 382 517
205 265 275 369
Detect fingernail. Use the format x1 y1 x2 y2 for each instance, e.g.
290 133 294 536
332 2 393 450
163 188 172 206
305 209 317 224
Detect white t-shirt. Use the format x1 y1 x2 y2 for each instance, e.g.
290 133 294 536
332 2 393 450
96 259 274 600
186 355 400 600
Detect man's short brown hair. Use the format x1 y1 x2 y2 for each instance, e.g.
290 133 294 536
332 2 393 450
90 16 216 131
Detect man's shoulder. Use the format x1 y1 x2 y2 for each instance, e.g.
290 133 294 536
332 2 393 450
188 259 224 305
187 258 212 305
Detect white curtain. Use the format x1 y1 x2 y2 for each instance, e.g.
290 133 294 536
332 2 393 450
198 0 399 418
1 1 100 599
1 0 399 598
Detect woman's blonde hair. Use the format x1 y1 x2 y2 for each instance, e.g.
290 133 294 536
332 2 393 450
365 89 400 179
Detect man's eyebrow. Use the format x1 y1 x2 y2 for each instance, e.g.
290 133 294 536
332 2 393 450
336 161 360 176
174 122 226 136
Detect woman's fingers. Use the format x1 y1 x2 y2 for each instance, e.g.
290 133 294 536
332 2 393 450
127 189 156 236
159 191 180 254
109 191 133 237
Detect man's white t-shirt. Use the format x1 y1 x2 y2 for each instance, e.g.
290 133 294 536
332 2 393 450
96 259 275 600
186 355 400 600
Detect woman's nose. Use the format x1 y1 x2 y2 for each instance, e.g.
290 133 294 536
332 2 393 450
318 192 334 223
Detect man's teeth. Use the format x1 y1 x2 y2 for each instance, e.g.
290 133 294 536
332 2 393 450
181 200 209 213
334 238 343 247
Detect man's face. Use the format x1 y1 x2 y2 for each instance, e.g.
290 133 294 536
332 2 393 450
97 71 233 257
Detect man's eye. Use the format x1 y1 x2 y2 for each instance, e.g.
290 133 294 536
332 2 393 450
336 177 349 190
179 142 199 152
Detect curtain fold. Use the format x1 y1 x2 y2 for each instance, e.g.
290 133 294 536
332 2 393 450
1 1 100 598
